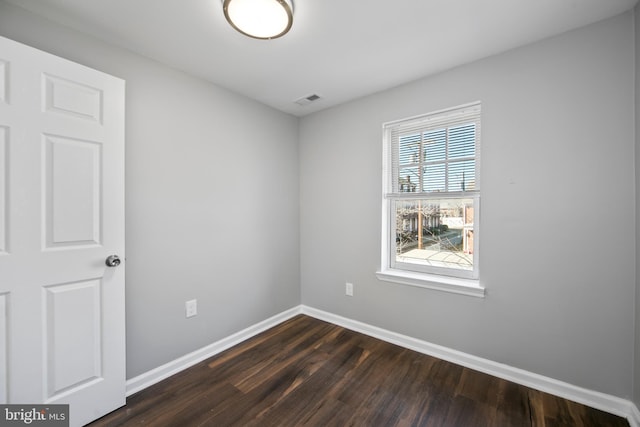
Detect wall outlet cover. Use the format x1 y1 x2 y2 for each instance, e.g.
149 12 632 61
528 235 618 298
185 299 197 318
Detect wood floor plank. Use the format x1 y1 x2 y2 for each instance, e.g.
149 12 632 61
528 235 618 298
89 315 629 427
494 380 533 427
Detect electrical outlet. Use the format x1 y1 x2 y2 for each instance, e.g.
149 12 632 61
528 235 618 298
345 282 354 297
185 299 197 318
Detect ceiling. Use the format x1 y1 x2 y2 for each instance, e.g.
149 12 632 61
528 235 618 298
5 0 638 116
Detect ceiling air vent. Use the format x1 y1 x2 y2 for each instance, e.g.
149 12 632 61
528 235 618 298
294 94 322 106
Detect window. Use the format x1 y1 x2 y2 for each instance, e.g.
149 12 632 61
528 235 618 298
377 102 483 296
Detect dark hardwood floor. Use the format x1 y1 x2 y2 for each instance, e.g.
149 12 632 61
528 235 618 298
89 315 629 426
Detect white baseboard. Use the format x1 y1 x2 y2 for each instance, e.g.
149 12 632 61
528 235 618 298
300 305 639 425
126 303 640 425
125 306 302 396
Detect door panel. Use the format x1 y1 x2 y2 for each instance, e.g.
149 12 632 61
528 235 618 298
0 60 6 103
0 126 6 254
0 293 7 404
45 279 102 399
43 73 103 124
0 36 125 427
44 134 102 248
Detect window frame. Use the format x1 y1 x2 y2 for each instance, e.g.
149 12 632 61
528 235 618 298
376 102 484 297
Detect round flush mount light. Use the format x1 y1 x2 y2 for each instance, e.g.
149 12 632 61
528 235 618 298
222 0 294 40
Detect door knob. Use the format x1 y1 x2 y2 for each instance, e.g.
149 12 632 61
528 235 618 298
105 255 121 267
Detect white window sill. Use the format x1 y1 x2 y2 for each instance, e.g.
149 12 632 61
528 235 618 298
375 268 485 298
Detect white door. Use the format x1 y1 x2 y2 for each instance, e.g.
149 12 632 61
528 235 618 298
0 36 125 426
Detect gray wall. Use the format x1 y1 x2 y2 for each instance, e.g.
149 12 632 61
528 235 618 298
299 12 636 398
635 2 640 408
0 1 301 378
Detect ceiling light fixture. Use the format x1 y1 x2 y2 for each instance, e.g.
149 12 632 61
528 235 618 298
222 0 294 40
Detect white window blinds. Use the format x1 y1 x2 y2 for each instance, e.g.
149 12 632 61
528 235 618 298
384 102 481 197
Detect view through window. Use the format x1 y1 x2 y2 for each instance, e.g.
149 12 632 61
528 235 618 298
383 103 481 280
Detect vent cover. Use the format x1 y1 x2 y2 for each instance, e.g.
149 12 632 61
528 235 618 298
294 94 322 106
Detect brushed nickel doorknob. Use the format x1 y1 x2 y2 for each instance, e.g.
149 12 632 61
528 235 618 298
105 255 121 267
